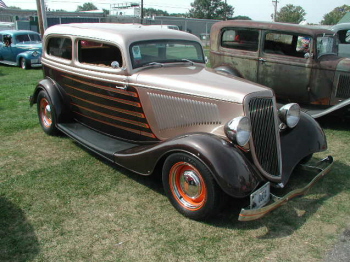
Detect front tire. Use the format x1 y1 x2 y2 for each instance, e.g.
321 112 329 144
162 153 223 220
20 58 30 70
37 90 59 136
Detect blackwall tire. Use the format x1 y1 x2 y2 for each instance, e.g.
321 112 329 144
162 153 223 220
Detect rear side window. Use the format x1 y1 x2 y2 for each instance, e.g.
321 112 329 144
78 40 123 68
47 37 72 60
263 32 311 58
221 29 259 51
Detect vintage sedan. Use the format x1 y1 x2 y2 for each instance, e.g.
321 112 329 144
30 23 333 221
0 30 42 69
210 21 350 118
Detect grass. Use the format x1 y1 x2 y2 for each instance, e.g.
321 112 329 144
0 65 349 262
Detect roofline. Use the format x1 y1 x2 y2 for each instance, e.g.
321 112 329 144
211 20 335 36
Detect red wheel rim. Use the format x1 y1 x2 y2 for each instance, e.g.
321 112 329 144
169 162 207 211
39 97 52 128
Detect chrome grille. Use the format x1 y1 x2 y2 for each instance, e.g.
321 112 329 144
336 74 350 99
248 98 281 177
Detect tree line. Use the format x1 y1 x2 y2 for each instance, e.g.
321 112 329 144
8 1 350 25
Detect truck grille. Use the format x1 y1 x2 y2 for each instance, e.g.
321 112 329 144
247 97 281 177
336 74 350 99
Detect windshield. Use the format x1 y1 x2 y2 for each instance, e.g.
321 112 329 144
15 33 41 44
130 40 205 68
316 34 338 57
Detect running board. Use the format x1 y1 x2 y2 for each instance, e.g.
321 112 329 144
57 123 138 162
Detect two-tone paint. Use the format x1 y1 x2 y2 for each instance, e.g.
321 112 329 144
30 23 332 220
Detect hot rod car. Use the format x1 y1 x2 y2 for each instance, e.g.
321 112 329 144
30 23 333 221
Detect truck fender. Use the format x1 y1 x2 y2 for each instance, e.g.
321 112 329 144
30 77 71 123
115 133 263 198
214 65 243 78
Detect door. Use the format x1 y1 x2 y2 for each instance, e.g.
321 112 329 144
218 28 260 82
257 31 313 103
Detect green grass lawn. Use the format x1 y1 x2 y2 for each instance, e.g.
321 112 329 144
0 65 349 261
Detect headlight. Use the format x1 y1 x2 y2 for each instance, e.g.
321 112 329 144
224 116 251 146
32 51 39 57
278 103 300 128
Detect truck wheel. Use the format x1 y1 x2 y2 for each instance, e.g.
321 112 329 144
20 58 30 70
37 90 59 136
162 153 223 220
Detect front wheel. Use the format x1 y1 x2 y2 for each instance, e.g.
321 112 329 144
37 90 59 136
20 58 30 70
162 153 223 220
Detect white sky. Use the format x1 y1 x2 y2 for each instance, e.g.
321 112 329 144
4 0 349 24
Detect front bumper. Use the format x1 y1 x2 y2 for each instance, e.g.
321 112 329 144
238 156 333 221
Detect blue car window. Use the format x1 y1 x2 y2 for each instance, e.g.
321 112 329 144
16 34 30 43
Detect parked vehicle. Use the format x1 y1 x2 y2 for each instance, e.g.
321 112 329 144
331 23 350 58
210 21 350 118
30 23 333 221
147 24 180 30
0 30 42 69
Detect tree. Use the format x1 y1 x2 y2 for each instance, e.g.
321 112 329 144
231 15 251 20
76 2 98 12
143 8 169 17
188 0 234 20
8 6 21 9
275 4 306 24
321 5 350 25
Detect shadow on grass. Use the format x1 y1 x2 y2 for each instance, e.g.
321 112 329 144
0 197 40 262
67 121 348 239
318 114 350 131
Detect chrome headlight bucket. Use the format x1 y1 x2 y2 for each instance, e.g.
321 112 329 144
224 116 251 146
278 103 300 128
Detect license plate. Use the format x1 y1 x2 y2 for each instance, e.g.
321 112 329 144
250 182 270 209
31 59 38 63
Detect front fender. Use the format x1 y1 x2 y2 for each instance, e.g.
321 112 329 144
30 77 71 123
16 51 42 65
280 112 328 184
115 133 263 198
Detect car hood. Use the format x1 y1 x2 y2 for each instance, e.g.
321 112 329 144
133 65 273 104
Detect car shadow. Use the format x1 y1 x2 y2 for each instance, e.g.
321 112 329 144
0 197 40 261
317 114 350 130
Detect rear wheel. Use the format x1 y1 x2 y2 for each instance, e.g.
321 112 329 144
37 90 59 136
162 153 223 220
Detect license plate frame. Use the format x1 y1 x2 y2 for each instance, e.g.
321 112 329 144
250 182 270 209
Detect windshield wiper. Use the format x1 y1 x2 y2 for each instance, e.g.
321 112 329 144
144 62 164 67
180 59 194 65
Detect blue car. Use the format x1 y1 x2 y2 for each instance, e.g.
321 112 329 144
0 30 42 69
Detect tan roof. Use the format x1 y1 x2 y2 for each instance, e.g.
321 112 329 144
44 23 200 47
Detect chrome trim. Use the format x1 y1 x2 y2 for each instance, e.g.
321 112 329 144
244 94 282 180
239 156 333 221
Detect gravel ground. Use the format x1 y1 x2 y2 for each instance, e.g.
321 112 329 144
324 227 350 262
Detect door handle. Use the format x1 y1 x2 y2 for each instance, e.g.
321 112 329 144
259 58 266 63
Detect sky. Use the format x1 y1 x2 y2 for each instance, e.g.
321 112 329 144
4 0 349 24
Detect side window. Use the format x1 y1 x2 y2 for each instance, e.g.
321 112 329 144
221 29 259 51
78 40 123 68
16 34 30 43
263 32 310 58
47 37 72 60
337 29 350 44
